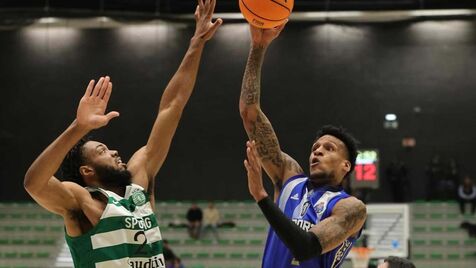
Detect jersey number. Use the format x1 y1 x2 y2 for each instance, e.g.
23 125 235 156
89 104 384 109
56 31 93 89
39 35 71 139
134 231 148 255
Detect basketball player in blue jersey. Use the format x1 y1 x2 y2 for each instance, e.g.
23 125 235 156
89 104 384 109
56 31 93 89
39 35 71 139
240 23 367 268
23 1 222 267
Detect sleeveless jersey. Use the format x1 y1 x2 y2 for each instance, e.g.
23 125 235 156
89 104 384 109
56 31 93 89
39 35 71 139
65 183 165 268
262 175 360 268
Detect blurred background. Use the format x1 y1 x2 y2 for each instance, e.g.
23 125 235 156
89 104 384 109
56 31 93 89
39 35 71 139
1 0 476 267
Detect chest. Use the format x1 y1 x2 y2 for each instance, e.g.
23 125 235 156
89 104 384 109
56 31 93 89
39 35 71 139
281 187 343 225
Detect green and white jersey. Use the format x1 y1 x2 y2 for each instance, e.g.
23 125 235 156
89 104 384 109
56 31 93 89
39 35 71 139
65 183 165 268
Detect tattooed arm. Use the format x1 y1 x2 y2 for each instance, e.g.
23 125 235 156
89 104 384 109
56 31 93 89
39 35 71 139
310 197 367 253
244 141 366 261
239 23 303 192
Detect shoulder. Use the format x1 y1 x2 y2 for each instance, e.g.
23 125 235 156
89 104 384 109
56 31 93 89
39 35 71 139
333 197 366 219
61 182 91 203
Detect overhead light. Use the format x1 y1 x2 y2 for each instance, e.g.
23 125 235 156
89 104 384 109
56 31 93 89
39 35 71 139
385 114 397 121
38 17 59 24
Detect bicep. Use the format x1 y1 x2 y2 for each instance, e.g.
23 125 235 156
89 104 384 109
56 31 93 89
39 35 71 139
309 198 367 253
26 177 79 216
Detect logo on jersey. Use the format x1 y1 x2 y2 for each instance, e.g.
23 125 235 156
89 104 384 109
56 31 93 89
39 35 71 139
128 255 165 268
315 201 325 214
290 193 300 200
131 191 146 206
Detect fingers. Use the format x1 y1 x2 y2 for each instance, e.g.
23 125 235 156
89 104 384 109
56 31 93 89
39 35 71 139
245 140 261 170
194 5 200 19
98 76 110 98
197 0 204 13
208 18 223 37
91 77 105 97
244 159 251 172
273 19 288 34
207 0 216 18
84 80 95 97
103 82 113 103
105 111 120 122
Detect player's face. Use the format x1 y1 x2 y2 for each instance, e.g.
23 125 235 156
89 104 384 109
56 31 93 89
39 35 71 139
308 135 350 185
82 141 127 171
377 262 389 268
81 141 131 187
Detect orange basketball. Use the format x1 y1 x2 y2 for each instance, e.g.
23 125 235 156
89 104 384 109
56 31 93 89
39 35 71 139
239 0 294 29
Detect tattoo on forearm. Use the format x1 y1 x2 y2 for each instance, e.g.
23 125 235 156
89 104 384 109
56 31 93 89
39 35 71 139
240 47 265 105
249 113 283 167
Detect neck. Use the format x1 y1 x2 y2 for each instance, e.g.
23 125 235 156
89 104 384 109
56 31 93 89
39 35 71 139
308 179 341 189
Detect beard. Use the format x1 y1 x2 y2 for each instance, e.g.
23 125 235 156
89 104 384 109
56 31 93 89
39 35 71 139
309 170 336 188
93 164 132 188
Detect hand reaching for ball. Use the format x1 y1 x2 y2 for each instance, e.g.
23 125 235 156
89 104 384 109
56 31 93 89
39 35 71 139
249 20 288 49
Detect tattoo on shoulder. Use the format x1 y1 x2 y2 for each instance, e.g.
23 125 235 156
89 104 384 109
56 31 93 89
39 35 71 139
315 200 366 250
341 201 366 230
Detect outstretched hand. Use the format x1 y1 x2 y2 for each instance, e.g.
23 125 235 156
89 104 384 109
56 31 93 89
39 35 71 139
244 140 268 201
250 20 288 49
193 0 223 41
76 76 119 131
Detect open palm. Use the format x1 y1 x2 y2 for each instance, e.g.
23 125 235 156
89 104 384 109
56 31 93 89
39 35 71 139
77 76 119 130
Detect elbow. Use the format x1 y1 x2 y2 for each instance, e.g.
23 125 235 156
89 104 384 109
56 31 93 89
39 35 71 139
23 169 33 190
23 170 40 194
239 105 259 126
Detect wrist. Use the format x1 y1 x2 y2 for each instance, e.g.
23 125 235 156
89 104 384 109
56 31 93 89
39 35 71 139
251 42 269 50
190 36 207 48
71 120 92 134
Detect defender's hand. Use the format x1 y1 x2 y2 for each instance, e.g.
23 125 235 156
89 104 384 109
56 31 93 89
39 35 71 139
250 20 288 49
76 76 119 131
193 0 223 41
244 140 268 201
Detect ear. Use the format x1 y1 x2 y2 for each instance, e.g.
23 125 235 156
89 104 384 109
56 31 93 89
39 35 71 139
79 165 94 177
343 160 351 173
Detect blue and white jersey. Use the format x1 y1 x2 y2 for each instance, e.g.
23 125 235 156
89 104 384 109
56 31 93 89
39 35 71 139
262 175 360 268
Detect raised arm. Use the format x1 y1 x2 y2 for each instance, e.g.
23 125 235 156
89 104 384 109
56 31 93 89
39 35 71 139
127 0 222 190
244 141 366 261
239 23 303 189
24 77 119 215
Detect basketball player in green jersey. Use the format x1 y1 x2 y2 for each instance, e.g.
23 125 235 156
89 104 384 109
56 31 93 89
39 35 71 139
23 1 222 267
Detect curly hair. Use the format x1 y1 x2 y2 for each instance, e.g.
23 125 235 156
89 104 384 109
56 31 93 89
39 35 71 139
315 125 359 179
60 137 90 186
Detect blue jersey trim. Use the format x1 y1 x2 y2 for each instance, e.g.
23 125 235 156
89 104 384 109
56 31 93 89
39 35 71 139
281 174 307 190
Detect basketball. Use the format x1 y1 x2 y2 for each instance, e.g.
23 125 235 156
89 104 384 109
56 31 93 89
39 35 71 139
239 0 294 29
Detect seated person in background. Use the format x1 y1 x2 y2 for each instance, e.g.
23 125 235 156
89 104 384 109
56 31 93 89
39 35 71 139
202 202 220 240
460 221 476 237
458 175 476 215
186 203 203 239
378 256 415 268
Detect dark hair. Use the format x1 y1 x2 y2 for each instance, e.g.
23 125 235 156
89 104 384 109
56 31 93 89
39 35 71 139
60 137 90 186
384 256 416 268
315 125 358 179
